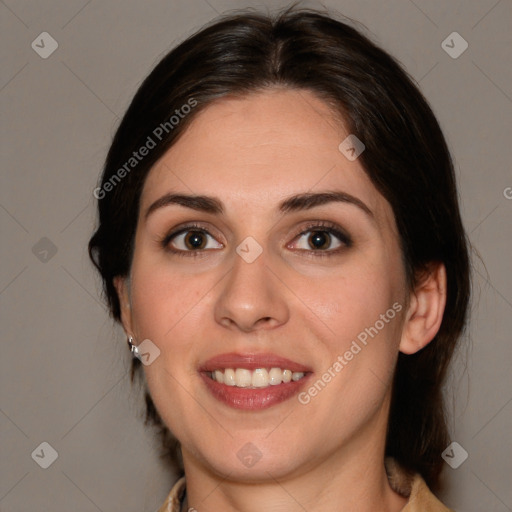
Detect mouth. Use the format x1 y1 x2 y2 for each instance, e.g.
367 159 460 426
199 353 312 410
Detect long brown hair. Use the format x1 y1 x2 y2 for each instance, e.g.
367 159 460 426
89 7 471 489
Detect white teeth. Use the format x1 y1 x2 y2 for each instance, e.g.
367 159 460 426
268 367 283 385
210 367 306 388
252 368 269 388
235 368 252 388
224 368 236 386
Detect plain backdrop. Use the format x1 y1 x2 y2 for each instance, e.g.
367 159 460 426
1 1 511 511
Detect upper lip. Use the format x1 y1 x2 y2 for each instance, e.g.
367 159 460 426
199 352 312 373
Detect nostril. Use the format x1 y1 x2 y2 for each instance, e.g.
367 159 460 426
256 316 273 326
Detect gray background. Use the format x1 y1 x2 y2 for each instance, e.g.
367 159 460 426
1 0 510 511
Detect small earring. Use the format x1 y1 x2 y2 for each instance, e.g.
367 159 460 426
127 336 139 358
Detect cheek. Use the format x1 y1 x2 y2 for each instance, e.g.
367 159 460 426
302 256 404 347
129 257 211 342
294 252 405 409
127 261 213 437
296 279 403 446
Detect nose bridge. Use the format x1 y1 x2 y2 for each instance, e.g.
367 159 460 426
214 242 289 331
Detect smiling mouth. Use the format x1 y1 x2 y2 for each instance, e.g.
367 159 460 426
207 367 306 388
199 352 312 409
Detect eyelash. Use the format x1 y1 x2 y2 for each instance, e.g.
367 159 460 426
160 221 352 258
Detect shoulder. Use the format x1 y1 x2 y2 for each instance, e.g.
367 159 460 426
386 458 455 512
404 474 455 512
157 476 186 512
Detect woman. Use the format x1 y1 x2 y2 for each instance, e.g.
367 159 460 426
89 7 470 511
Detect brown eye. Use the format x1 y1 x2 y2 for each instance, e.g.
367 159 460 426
184 231 207 250
308 231 332 250
165 228 223 253
292 228 346 252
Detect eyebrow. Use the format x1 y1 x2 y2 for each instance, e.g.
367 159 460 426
145 194 223 219
144 191 373 220
279 191 373 217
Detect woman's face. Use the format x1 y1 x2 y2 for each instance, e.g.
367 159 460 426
119 89 410 481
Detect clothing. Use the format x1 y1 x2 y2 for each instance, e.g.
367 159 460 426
158 458 454 511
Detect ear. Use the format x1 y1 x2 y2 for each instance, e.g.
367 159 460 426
399 263 447 355
114 276 134 337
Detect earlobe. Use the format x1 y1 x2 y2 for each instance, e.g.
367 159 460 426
399 263 447 355
114 276 134 337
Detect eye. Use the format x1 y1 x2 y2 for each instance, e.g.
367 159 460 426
288 222 352 254
163 225 223 255
294 230 342 251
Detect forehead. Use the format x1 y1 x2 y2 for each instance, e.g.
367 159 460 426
141 89 390 222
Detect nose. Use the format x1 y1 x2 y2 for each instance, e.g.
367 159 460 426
214 249 290 333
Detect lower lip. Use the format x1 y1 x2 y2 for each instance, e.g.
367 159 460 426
200 372 311 410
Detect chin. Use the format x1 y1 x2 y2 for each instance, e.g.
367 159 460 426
186 435 315 483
